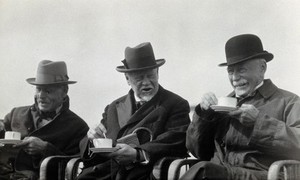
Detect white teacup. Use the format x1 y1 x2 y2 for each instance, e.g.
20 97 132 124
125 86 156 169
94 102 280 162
4 131 21 140
93 138 112 148
218 97 237 107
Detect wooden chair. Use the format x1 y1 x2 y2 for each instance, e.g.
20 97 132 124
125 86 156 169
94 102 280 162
40 155 184 180
64 156 183 180
64 156 82 180
268 160 300 180
39 155 79 180
168 159 300 180
168 158 199 180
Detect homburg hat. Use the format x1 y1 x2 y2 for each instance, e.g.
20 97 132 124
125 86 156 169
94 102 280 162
116 42 165 72
26 60 76 85
219 34 273 66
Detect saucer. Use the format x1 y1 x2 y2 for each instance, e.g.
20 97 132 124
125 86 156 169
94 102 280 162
0 139 22 145
90 147 117 153
211 105 237 112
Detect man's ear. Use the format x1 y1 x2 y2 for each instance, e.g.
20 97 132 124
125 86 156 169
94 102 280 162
62 85 69 98
261 61 267 73
125 74 130 85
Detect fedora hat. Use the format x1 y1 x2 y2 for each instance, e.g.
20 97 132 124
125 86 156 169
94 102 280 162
116 42 165 72
26 60 76 85
219 34 273 66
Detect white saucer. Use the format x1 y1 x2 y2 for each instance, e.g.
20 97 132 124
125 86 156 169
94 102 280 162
0 139 22 145
90 147 117 153
211 105 237 112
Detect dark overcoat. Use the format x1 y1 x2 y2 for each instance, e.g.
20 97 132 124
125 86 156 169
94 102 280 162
1 96 89 176
184 80 300 180
79 86 190 180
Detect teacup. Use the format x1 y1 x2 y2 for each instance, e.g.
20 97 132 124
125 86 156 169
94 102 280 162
4 131 21 140
93 138 112 148
217 97 237 107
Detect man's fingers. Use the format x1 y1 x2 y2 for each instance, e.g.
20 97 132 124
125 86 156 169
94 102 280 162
228 109 243 116
13 139 29 148
87 128 103 139
95 123 107 134
200 92 218 110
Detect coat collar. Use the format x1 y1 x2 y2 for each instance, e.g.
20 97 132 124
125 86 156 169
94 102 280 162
228 79 278 100
31 96 70 129
116 85 163 129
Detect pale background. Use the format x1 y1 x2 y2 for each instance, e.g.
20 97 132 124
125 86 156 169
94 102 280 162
1 0 300 127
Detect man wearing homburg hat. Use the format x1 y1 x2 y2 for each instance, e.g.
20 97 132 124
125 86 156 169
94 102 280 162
77 42 190 180
0 60 89 179
181 34 300 179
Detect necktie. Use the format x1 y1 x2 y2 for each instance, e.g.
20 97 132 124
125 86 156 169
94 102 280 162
135 101 146 111
136 102 143 110
40 111 56 119
237 91 257 105
37 111 56 128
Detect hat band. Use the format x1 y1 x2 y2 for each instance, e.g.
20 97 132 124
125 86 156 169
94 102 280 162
124 56 156 69
35 73 69 84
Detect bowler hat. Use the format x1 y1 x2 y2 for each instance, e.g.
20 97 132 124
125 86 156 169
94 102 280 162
116 42 165 72
26 60 76 85
219 34 273 66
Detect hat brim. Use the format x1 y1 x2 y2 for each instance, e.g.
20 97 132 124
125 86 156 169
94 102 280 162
116 59 165 72
218 52 273 67
26 78 77 85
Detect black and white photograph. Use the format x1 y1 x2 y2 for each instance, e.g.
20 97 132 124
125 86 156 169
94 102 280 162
0 1 300 179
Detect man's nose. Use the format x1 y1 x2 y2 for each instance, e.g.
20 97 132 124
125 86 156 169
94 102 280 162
232 71 240 80
141 77 150 84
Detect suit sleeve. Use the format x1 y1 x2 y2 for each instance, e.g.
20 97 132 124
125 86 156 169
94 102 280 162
139 98 191 163
186 104 230 160
249 96 300 160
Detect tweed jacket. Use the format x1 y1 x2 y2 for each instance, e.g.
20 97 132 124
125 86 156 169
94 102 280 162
79 85 190 179
186 79 300 179
1 96 89 173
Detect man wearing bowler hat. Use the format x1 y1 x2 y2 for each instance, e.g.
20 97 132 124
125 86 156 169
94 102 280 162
77 42 190 180
0 60 89 179
181 34 300 179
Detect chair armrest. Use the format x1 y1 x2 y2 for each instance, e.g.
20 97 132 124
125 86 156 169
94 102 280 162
152 157 180 179
65 157 83 180
168 158 200 180
39 155 79 180
268 160 300 180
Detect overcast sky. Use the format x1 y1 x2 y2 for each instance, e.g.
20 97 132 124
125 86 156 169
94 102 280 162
1 0 300 126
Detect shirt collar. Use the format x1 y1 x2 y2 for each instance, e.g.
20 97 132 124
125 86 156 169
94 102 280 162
134 94 151 104
229 79 278 100
235 81 264 98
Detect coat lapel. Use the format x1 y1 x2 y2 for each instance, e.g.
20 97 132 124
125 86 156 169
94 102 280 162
116 88 161 133
116 94 134 128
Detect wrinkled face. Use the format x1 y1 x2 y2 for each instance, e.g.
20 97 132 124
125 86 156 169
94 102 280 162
35 85 68 112
125 68 159 101
227 58 266 98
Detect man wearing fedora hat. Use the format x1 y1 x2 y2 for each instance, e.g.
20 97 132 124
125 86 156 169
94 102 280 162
181 34 300 180
77 42 190 180
0 60 89 179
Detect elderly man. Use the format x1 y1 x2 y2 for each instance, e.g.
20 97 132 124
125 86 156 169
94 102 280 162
181 34 300 180
0 60 89 180
77 42 190 180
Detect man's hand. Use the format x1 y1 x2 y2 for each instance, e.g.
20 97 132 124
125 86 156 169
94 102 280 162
228 104 259 127
199 92 218 110
87 123 107 140
14 136 48 155
109 143 137 165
